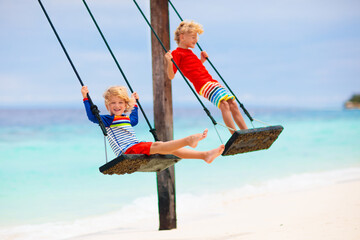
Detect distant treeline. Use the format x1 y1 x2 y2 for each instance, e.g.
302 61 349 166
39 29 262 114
349 94 360 103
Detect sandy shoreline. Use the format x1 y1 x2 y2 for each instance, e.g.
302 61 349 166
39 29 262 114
67 180 360 240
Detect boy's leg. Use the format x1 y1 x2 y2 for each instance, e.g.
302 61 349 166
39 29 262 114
219 100 237 134
149 129 208 154
199 82 242 133
171 145 225 164
228 99 248 130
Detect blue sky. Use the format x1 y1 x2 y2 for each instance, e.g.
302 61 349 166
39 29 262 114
0 0 359 109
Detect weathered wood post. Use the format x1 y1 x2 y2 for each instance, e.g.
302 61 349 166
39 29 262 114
150 0 176 230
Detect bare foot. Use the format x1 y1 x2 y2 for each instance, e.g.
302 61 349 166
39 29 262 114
203 144 225 164
188 129 208 148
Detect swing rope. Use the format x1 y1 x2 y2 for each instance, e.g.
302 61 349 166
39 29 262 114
253 118 272 127
38 0 107 137
167 0 254 126
38 0 109 162
82 0 159 142
132 0 230 137
104 136 108 163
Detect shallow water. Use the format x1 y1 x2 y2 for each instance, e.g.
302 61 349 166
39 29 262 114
0 107 359 238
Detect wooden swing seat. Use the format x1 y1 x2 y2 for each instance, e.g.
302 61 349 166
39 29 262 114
99 154 181 175
222 125 284 156
99 126 283 175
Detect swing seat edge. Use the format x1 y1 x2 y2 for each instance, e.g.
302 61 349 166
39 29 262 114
222 125 284 156
99 154 181 175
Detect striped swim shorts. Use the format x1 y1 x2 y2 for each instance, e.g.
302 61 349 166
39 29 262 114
199 82 235 108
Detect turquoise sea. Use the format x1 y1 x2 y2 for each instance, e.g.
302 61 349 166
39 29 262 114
0 106 359 239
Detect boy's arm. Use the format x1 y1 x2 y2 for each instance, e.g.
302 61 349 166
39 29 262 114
129 105 139 126
81 86 112 127
200 51 208 64
165 51 175 80
83 99 113 127
130 92 139 126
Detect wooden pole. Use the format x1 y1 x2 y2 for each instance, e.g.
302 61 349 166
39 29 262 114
150 0 176 230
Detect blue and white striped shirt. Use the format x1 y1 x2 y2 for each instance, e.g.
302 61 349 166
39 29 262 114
83 99 139 156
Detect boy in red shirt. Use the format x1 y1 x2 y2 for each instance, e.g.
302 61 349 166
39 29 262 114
165 20 247 134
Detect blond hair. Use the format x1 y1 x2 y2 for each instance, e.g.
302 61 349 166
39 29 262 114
103 86 135 114
174 20 204 45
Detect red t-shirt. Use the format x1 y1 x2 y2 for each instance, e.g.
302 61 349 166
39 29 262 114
171 47 218 93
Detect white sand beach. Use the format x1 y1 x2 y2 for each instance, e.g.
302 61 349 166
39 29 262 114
68 180 360 240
